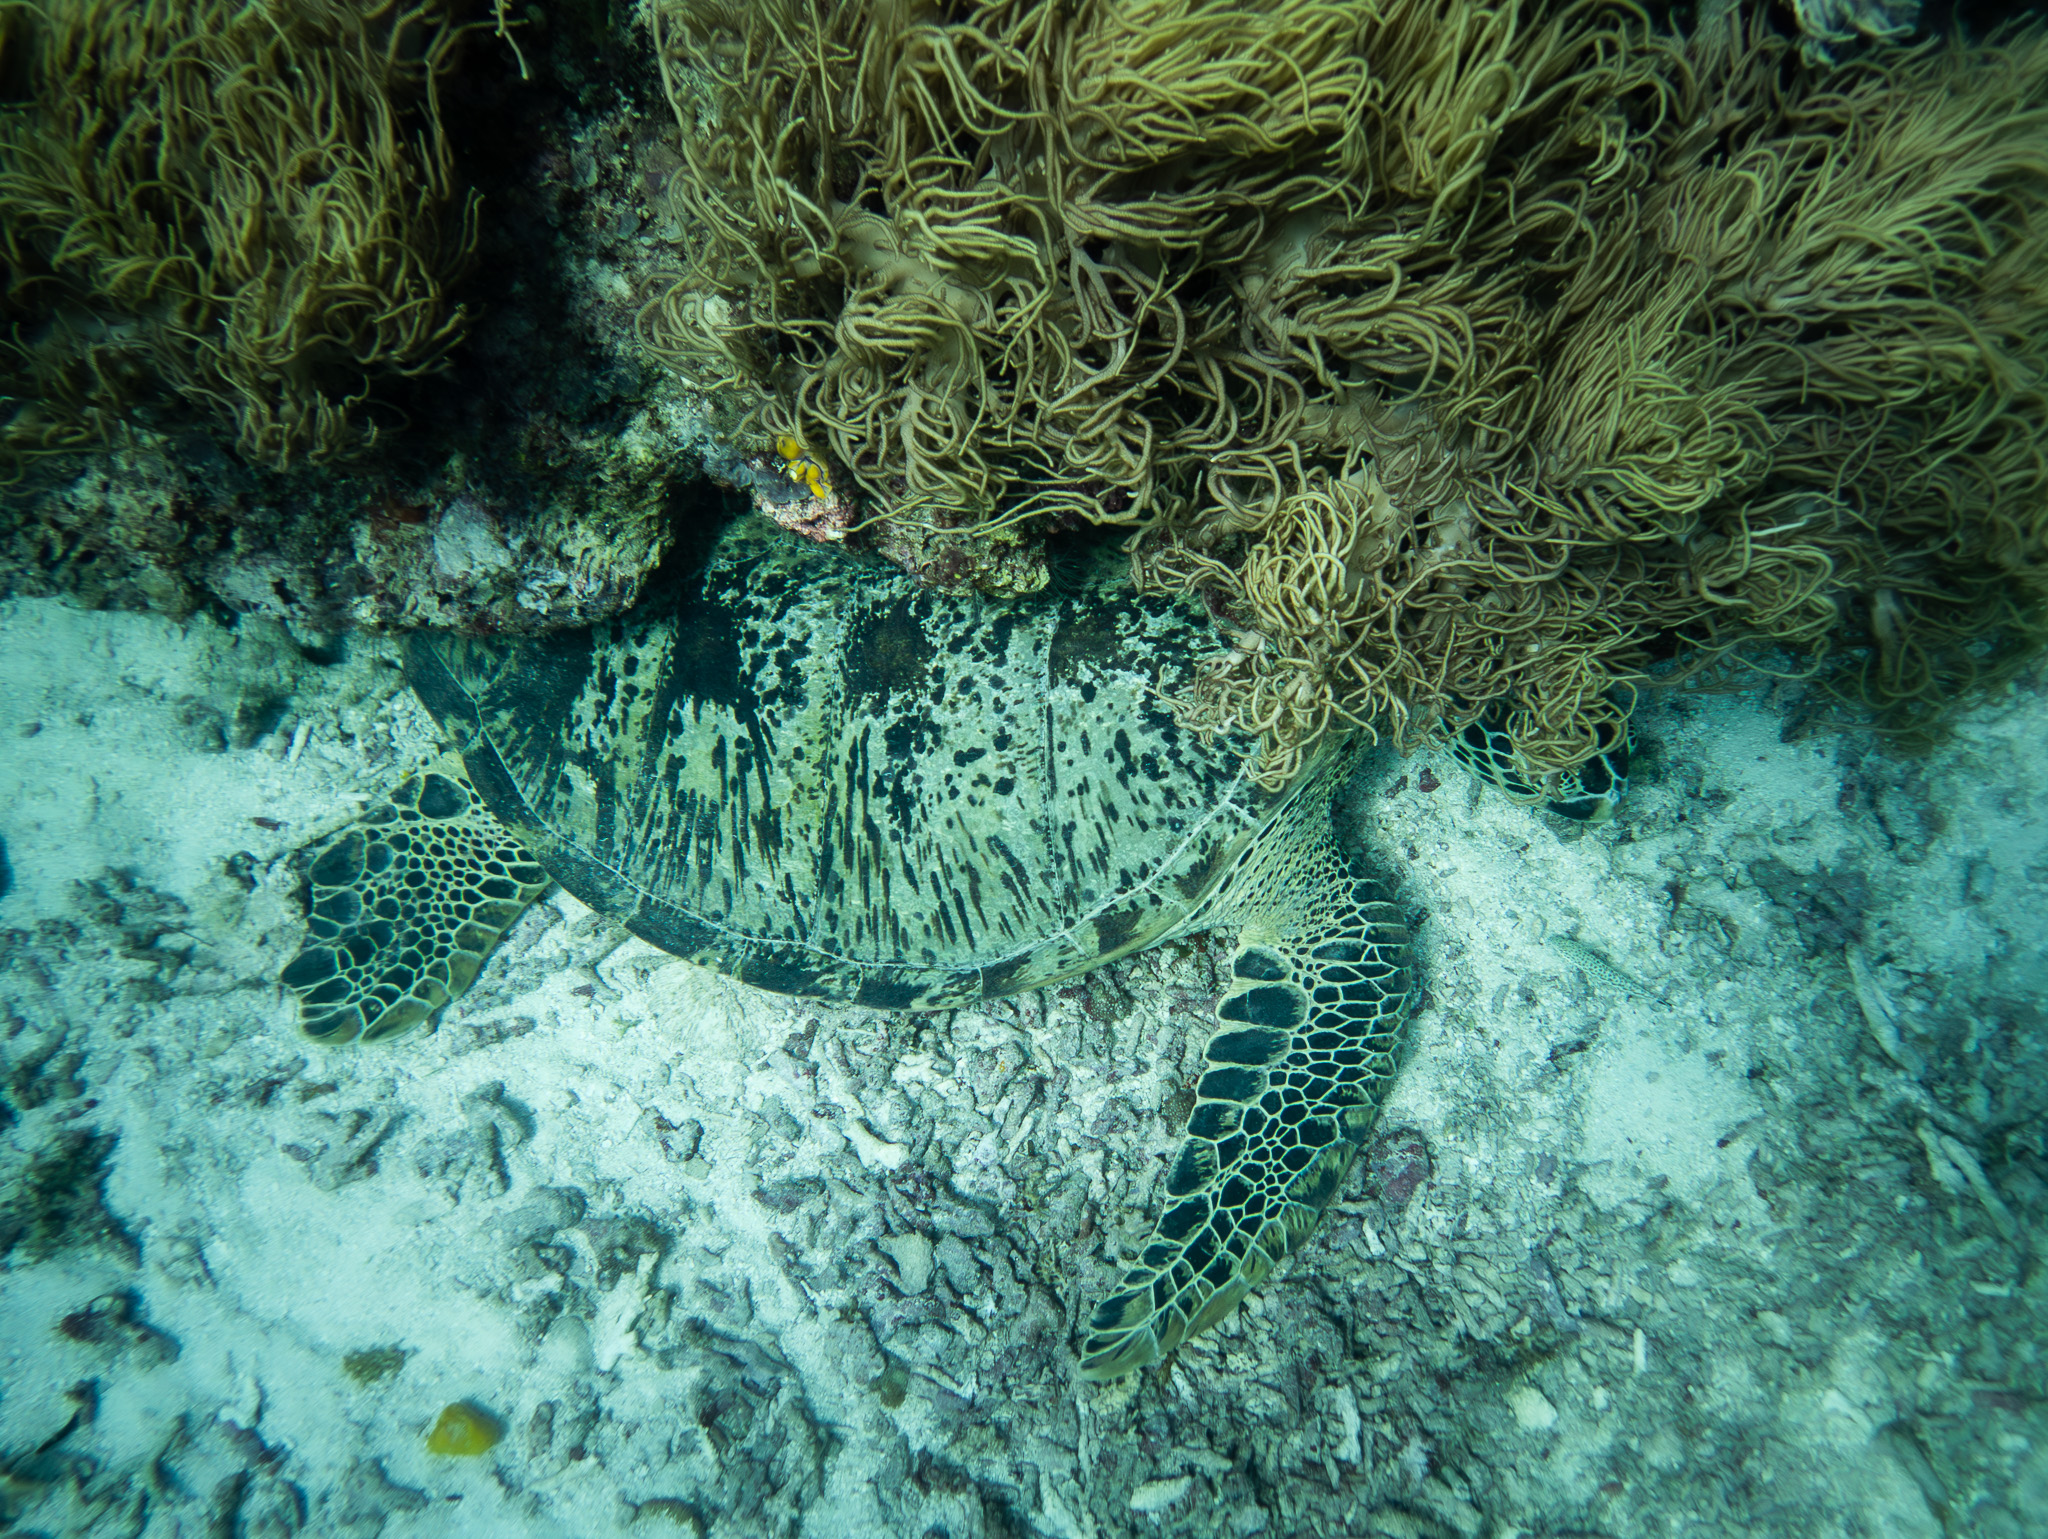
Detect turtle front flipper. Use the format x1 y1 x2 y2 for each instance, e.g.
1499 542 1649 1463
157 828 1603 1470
281 756 551 1045
1077 838 1414 1380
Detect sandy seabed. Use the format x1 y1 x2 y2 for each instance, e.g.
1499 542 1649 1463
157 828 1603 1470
1 591 2043 1538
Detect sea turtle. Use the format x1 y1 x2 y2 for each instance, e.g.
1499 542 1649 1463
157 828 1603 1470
282 512 1625 1379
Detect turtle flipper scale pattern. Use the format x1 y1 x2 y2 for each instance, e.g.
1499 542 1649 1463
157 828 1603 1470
1451 703 1631 824
1078 831 1413 1380
282 755 551 1044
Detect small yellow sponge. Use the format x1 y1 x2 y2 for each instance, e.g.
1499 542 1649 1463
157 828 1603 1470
426 1400 504 1456
773 434 832 501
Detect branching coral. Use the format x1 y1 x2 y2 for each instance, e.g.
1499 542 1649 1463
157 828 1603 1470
0 0 480 469
650 0 2048 787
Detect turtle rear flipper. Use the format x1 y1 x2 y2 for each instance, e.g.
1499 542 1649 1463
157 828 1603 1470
1452 703 1631 824
281 756 551 1045
1078 837 1413 1380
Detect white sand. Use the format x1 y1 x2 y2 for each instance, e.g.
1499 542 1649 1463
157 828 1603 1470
2 591 2042 1538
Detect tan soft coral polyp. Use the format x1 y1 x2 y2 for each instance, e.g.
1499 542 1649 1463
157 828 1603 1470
0 0 478 470
649 0 2048 783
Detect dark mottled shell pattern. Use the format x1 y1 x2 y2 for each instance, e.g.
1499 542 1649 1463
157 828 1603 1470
407 519 1286 1009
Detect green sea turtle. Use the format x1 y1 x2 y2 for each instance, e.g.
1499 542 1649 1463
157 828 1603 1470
282 513 1625 1379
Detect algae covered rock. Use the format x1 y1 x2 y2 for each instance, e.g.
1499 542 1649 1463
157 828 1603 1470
0 0 723 637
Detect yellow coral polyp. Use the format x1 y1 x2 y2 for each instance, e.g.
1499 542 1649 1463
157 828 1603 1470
774 435 832 501
426 1400 503 1456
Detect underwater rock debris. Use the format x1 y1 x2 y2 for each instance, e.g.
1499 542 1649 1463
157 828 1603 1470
0 0 715 640
651 0 2048 785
